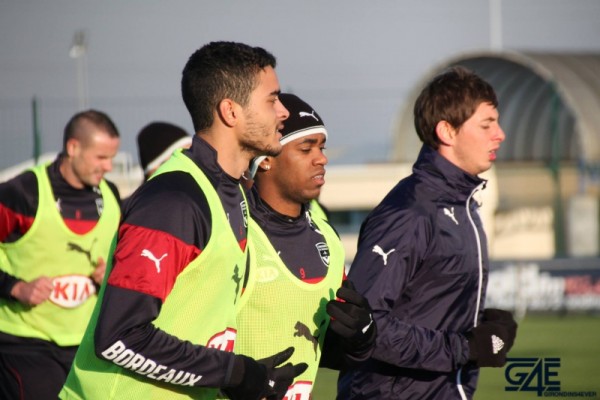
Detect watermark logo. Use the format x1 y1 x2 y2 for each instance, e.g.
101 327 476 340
505 357 561 396
505 358 597 397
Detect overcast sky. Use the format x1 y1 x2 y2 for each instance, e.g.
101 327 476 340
1 0 599 170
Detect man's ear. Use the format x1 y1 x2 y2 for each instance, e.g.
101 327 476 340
436 120 455 146
65 138 80 158
259 158 271 171
218 99 239 127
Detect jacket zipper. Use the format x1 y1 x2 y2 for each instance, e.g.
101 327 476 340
456 182 486 400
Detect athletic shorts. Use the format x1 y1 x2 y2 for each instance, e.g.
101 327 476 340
0 332 78 400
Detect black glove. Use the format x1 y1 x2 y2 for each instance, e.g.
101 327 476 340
482 308 517 352
326 280 376 357
465 320 514 368
224 347 308 400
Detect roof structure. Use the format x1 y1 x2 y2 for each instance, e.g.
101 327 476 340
392 51 600 168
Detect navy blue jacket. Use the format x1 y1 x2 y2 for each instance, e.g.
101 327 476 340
339 145 489 399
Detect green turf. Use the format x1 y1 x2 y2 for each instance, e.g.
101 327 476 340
312 314 600 399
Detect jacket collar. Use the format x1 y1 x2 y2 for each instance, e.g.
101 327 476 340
183 135 240 187
247 186 310 237
413 145 486 200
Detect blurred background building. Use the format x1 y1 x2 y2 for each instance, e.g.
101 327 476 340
323 51 600 261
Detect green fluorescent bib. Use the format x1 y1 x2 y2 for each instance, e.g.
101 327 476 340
234 212 345 398
61 150 248 400
0 163 120 346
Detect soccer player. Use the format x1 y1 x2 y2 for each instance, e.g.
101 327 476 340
60 42 306 400
0 110 121 400
235 93 376 399
338 67 517 399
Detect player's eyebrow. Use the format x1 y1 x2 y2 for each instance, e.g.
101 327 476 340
480 115 497 123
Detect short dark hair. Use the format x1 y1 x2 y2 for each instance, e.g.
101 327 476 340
62 109 120 151
413 66 498 149
181 41 277 132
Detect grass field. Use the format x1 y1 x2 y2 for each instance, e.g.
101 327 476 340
312 314 600 399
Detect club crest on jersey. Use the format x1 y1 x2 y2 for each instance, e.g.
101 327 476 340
315 242 330 266
240 200 248 228
50 275 96 308
95 197 104 216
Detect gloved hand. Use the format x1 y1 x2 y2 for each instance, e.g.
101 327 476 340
465 310 517 368
326 280 376 357
482 308 517 352
224 347 308 400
